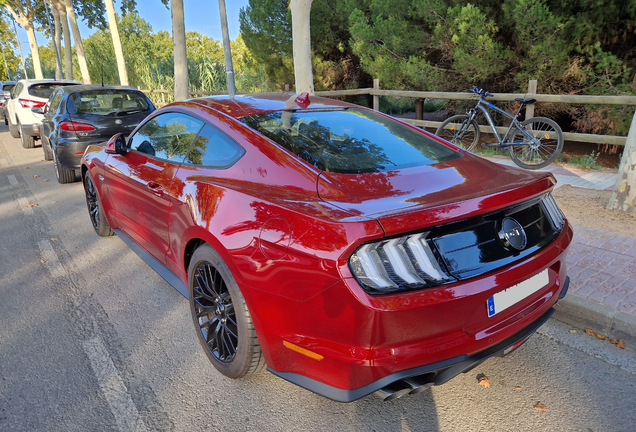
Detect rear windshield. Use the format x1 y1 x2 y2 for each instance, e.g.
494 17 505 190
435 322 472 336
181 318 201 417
68 90 153 116
240 108 460 174
2 84 15 92
28 83 76 99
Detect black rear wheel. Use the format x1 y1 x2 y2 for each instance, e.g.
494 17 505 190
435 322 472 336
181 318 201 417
188 245 265 378
508 117 564 169
20 126 35 149
54 150 76 183
8 118 20 138
435 114 480 151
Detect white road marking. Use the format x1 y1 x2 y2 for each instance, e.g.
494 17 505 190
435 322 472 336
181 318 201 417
82 335 149 432
37 239 65 278
8 174 18 185
17 197 33 216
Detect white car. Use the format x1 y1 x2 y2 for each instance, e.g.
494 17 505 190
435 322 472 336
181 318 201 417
6 78 80 148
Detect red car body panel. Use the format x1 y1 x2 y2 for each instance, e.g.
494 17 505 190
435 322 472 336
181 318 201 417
81 94 572 401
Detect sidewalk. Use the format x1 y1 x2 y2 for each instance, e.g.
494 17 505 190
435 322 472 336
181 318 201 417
486 157 636 350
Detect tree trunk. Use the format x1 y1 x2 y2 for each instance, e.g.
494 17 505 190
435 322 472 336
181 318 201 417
64 0 91 84
104 0 128 86
171 0 189 101
50 1 63 79
288 0 314 95
57 2 74 80
606 110 636 213
24 23 44 79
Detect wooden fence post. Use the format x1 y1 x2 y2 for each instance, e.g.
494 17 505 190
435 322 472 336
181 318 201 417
160 85 166 105
526 79 537 119
373 78 379 111
415 99 424 121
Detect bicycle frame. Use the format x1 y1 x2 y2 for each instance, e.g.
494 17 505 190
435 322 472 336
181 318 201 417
468 99 535 148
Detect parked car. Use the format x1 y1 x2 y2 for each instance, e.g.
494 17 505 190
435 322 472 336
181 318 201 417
37 85 155 183
81 93 572 402
1 81 16 125
5 78 80 148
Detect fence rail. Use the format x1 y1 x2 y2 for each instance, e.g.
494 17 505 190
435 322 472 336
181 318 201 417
142 80 635 147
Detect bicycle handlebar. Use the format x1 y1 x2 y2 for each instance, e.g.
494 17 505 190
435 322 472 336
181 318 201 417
470 86 492 98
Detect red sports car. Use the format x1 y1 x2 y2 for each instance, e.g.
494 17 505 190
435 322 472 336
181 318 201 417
81 93 572 402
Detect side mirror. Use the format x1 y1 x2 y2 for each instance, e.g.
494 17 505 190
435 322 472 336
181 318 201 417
115 134 127 155
31 106 44 114
105 133 128 155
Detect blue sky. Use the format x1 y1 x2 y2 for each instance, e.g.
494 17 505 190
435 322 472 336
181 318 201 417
15 0 250 58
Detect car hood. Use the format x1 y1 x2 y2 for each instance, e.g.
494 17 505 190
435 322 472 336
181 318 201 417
317 152 556 236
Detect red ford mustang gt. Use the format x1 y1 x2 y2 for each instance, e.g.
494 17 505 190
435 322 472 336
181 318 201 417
81 93 572 402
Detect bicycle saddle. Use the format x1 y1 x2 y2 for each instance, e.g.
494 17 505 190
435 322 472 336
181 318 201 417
515 98 536 104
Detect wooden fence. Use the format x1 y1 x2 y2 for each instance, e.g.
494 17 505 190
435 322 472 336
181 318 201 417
141 80 636 147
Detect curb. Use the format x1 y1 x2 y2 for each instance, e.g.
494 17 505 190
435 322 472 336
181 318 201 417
552 293 636 351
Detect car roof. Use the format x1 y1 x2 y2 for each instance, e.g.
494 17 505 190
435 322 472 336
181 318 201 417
187 93 358 119
57 84 143 94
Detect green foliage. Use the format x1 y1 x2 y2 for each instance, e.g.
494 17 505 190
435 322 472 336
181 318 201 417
0 14 22 80
567 151 602 170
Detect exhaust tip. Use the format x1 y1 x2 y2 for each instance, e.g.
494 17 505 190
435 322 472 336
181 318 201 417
375 381 412 401
403 373 435 394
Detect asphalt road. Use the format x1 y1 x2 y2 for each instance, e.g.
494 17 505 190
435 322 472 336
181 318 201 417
1 124 635 432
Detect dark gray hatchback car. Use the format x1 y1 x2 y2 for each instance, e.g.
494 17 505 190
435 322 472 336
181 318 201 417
37 85 155 183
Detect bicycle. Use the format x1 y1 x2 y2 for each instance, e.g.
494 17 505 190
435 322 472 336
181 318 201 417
435 86 564 169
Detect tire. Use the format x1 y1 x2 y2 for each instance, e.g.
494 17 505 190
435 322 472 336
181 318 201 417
43 140 53 161
83 172 114 237
20 126 35 149
188 245 265 378
508 117 564 169
53 150 76 183
435 114 480 151
8 118 20 138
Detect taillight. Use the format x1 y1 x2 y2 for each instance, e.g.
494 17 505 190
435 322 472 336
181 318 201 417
19 98 46 108
59 121 95 131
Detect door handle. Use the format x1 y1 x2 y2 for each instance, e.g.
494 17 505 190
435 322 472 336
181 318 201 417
147 181 164 195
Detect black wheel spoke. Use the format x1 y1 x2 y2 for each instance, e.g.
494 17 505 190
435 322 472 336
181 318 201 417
191 260 238 364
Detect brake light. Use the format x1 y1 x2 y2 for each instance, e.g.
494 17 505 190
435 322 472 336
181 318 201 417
59 121 95 131
19 98 46 108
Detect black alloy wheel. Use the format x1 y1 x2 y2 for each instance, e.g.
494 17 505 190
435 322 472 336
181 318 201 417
83 173 113 237
193 262 239 363
188 245 265 378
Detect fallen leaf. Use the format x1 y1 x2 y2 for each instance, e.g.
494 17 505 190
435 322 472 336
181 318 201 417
568 329 577 333
52 201 57 203
534 402 549 411
585 329 596 336
617 339 626 349
89 293 93 297
25 204 38 208
610 339 619 345
596 334 606 340
40 260 46 263
44 179 49 181
51 238 58 241
477 375 490 388
25 167 29 169
514 386 522 390
33 175 39 178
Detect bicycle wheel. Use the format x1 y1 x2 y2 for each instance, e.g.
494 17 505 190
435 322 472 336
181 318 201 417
435 114 480 151
508 117 563 169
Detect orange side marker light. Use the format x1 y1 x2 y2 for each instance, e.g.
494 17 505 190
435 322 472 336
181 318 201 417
283 340 324 361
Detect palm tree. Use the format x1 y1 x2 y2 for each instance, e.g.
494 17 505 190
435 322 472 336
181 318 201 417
104 0 128 85
288 0 314 94
171 0 188 101
3 0 45 79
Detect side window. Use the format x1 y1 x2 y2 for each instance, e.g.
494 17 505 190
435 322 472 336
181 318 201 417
128 112 204 162
185 124 245 167
49 91 63 113
12 83 22 98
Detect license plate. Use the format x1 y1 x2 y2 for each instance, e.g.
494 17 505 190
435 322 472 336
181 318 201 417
487 269 549 318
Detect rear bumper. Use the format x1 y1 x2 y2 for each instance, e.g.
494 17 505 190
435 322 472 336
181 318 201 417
56 139 105 169
20 122 40 137
269 286 565 402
